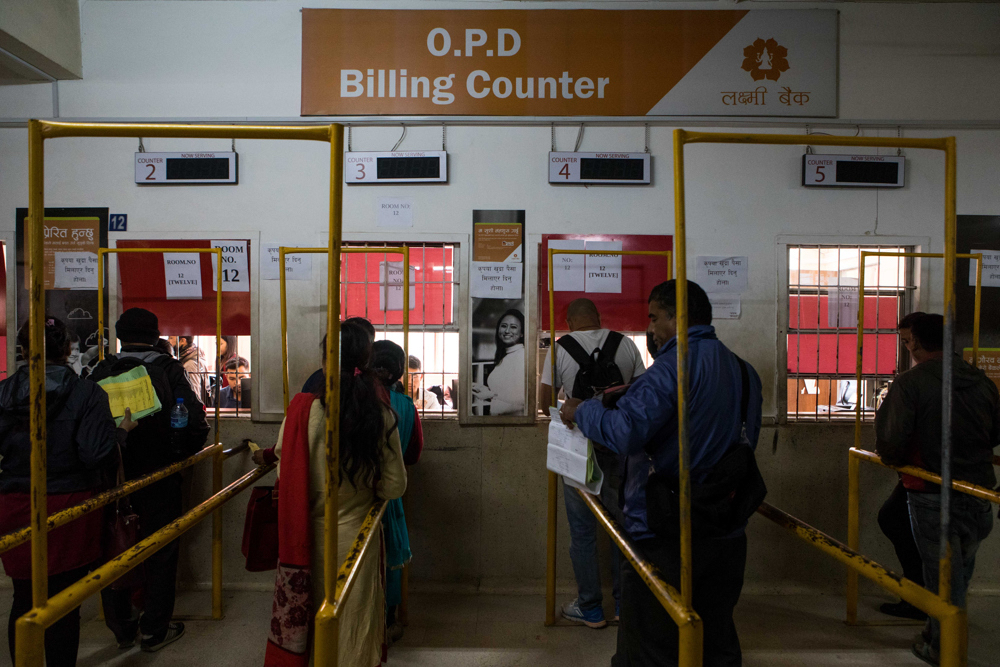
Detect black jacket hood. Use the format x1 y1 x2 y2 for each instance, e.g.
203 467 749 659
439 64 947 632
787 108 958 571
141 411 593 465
0 365 79 419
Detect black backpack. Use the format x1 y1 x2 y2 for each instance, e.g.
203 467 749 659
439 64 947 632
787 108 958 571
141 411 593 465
90 354 180 474
557 331 627 400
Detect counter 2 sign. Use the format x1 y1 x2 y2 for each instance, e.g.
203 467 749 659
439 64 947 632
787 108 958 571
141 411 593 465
135 152 238 185
802 154 905 188
549 152 650 185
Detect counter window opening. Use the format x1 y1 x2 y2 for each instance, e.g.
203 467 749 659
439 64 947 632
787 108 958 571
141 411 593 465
785 244 915 422
154 334 251 418
341 242 460 419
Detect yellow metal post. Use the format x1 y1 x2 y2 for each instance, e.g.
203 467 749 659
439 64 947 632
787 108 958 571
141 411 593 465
673 129 694 610
846 450 861 624
972 254 981 365
280 247 290 412
314 124 344 667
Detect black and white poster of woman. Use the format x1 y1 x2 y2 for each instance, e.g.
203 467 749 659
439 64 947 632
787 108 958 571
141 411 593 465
468 210 526 417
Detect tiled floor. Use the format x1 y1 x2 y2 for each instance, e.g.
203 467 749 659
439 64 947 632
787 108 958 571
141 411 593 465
0 589 997 666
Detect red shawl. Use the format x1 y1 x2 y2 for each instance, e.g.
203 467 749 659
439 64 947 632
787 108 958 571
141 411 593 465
265 393 315 666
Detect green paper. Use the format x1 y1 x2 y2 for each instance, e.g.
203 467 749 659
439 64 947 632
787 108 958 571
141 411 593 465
97 365 162 426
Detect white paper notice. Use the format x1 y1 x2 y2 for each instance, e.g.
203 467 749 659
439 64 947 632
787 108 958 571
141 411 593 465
546 444 589 485
53 252 98 290
379 261 417 311
827 285 859 328
210 240 250 292
695 256 748 293
710 295 741 320
969 249 1000 287
261 244 313 281
585 241 622 293
376 197 414 229
549 240 586 292
470 261 523 299
163 253 202 300
548 418 589 457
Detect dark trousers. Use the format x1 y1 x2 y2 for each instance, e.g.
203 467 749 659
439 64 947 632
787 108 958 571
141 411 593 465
612 533 747 667
877 481 925 586
101 474 183 642
8 565 90 667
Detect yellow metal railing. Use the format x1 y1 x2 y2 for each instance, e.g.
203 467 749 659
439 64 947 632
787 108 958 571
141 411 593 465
19 120 341 667
542 248 676 638
675 130 964 666
279 246 410 412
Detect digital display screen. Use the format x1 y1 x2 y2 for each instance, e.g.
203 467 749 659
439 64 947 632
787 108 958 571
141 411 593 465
579 158 646 181
376 157 441 179
166 158 231 180
835 161 900 184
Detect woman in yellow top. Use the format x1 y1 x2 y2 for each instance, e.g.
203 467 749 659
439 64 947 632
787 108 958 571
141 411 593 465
264 321 406 666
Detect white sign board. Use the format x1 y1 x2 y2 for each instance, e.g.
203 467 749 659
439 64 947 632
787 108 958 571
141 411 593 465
210 240 250 292
710 295 741 320
344 151 447 184
163 253 202 300
134 151 237 184
585 241 622 294
261 244 313 281
376 197 414 228
53 252 98 290
548 152 651 184
828 285 859 329
470 261 523 299
695 256 748 293
549 240 586 292
379 261 417 311
969 249 1000 288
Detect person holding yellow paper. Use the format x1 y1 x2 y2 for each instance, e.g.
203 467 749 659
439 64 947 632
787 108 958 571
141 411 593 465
90 308 210 654
0 316 137 666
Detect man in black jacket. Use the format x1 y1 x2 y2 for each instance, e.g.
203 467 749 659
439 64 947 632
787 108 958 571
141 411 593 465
92 308 210 653
875 313 1000 665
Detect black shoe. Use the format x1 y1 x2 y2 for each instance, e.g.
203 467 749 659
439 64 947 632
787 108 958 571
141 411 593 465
912 641 940 666
879 600 927 620
140 622 185 653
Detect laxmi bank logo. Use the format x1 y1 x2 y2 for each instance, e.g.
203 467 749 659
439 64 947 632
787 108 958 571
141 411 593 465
741 38 789 82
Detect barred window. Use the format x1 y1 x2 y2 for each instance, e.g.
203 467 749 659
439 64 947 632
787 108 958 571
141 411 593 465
340 242 461 419
786 245 915 422
163 335 252 418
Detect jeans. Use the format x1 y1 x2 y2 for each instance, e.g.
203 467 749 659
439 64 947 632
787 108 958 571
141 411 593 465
8 565 91 667
102 474 184 643
612 533 747 667
908 491 993 651
878 481 925 586
564 447 624 613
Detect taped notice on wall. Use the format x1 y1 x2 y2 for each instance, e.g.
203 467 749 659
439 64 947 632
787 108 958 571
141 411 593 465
163 253 202 300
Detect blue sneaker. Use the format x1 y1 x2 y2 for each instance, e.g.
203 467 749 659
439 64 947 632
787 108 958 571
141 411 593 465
561 599 607 629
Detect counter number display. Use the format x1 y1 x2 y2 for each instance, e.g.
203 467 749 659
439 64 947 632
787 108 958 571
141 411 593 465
802 154 905 188
345 151 448 184
549 152 651 185
134 152 238 185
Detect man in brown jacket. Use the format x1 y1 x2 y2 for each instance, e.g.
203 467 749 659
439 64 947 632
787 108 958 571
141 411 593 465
875 313 1000 665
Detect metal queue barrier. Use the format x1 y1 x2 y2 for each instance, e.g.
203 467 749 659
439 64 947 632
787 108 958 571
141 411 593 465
674 129 965 667
846 252 983 626
278 244 412 632
279 246 410 413
18 120 342 667
540 250 698 659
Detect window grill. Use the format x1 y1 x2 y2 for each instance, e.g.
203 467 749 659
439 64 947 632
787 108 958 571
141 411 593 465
169 334 252 419
341 242 461 419
786 244 915 422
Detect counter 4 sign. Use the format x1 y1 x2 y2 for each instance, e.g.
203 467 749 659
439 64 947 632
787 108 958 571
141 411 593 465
549 152 650 184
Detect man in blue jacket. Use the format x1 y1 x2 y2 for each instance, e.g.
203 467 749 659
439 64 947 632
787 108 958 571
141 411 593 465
561 280 762 667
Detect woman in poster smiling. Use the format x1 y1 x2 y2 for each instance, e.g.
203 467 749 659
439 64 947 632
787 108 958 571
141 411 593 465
473 309 526 415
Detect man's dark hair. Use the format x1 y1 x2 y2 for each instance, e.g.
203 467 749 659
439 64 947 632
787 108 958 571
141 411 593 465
224 356 249 372
372 340 406 387
897 311 927 331
344 317 376 342
408 355 421 371
910 313 944 353
18 316 71 363
648 280 713 326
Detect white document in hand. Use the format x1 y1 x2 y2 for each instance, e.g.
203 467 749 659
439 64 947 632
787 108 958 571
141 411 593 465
546 444 589 485
548 417 589 457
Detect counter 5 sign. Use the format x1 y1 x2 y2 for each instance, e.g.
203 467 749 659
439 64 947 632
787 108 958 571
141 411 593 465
301 9 837 117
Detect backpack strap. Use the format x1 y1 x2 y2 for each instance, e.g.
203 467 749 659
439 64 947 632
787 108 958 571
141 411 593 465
736 356 749 425
556 335 596 370
598 331 624 365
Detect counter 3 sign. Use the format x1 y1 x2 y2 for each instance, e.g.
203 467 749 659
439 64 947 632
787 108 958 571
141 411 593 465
301 9 837 117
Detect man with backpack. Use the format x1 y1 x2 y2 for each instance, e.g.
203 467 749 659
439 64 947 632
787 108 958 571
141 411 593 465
540 298 646 628
560 281 763 667
91 308 210 653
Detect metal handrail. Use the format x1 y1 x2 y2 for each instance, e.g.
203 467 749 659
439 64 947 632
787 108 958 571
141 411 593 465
279 246 410 413
851 448 1000 504
0 444 222 555
223 439 253 458
331 499 388 616
14 463 276 664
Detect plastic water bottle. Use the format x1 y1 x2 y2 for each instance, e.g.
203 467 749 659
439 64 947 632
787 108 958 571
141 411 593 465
170 398 188 429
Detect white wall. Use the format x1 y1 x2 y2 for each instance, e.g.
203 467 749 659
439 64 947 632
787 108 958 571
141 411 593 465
1 0 1000 591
